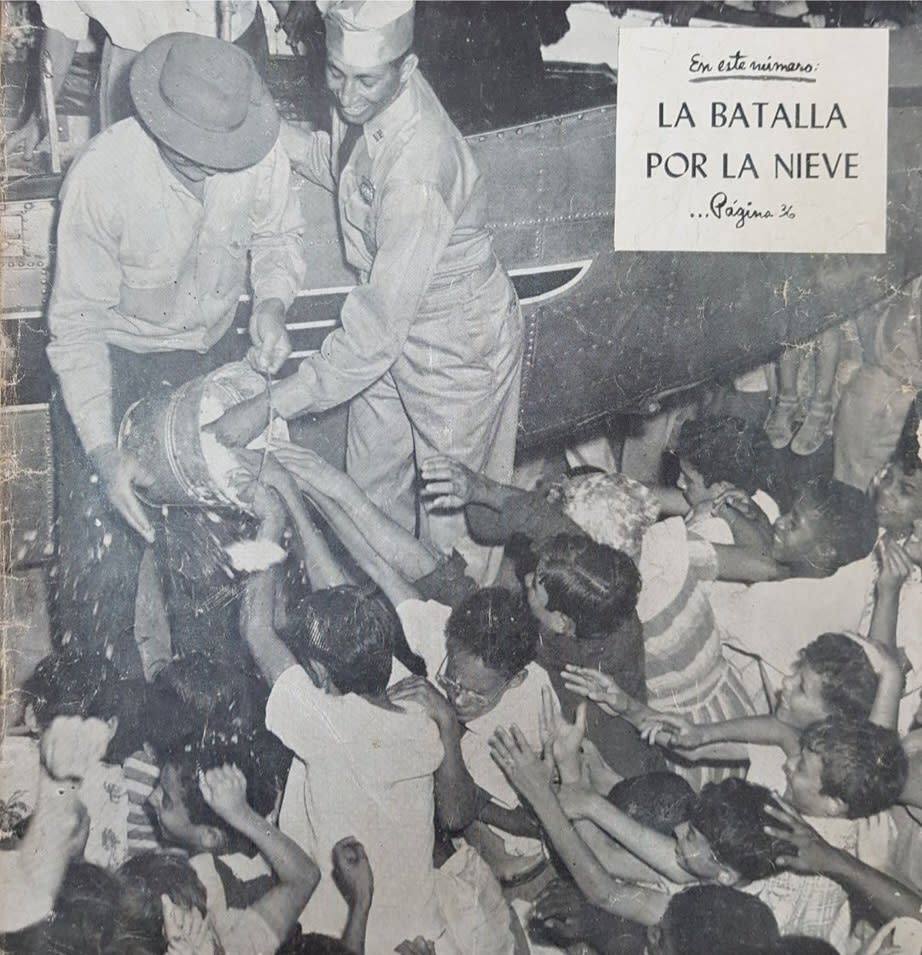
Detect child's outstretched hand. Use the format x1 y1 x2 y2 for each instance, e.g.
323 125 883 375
162 896 216 955
538 685 585 785
763 794 838 875
199 764 250 824
271 441 343 499
490 725 555 807
332 836 374 907
250 482 288 543
419 456 478 510
713 486 760 520
637 713 705 750
876 536 915 594
562 665 633 718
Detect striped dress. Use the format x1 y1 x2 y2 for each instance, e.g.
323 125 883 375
637 517 756 790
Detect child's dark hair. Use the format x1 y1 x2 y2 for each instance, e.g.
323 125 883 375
791 477 878 573
115 854 207 954
662 885 779 955
153 652 265 733
608 772 696 836
161 727 289 853
675 415 770 496
800 718 908 818
690 779 794 881
446 587 538 679
278 934 355 954
531 534 641 638
21 652 152 763
287 585 424 696
770 937 840 955
893 391 921 476
21 650 118 728
11 862 121 955
799 633 879 722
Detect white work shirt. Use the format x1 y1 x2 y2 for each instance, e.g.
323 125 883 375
38 1 258 49
265 665 446 952
46 118 304 452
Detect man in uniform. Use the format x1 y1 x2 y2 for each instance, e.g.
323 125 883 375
46 34 304 670
214 0 524 582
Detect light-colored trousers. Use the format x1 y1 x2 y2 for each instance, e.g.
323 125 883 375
346 260 524 584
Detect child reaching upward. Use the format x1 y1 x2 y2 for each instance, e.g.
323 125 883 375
238 483 516 954
491 715 906 951
132 761 319 955
563 629 901 791
424 452 766 787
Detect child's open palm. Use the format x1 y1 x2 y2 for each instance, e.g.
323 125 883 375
198 764 250 824
490 725 555 806
562 665 632 718
763 795 838 874
162 896 216 955
538 685 586 785
419 455 476 510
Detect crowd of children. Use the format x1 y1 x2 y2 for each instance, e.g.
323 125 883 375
2 389 922 955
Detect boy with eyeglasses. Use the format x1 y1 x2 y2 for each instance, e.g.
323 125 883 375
390 587 560 886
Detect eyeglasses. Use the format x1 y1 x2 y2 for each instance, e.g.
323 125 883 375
435 655 509 709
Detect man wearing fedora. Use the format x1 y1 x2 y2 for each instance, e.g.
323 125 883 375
45 33 305 670
212 0 525 585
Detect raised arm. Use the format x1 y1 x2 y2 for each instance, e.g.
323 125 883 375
240 488 299 686
420 455 582 545
489 727 671 924
271 443 427 605
558 786 694 886
764 797 922 923
199 765 320 943
331 838 374 955
255 455 350 589
868 537 912 652
858 639 906 730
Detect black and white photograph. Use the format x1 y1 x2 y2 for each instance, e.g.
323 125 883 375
1 2 921 953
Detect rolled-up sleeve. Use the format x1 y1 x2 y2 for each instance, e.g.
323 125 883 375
272 180 457 419
281 123 336 193
46 170 124 453
249 143 306 311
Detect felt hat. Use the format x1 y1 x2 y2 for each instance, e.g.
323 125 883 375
130 33 280 170
319 0 414 69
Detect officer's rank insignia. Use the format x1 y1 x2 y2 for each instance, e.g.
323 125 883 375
359 178 376 203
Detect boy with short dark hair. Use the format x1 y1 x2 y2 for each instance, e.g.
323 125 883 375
704 471 913 714
564 629 894 792
141 763 320 955
647 884 780 955
491 713 907 951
